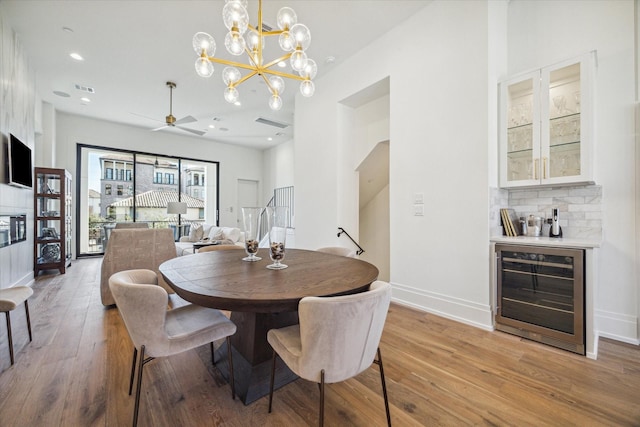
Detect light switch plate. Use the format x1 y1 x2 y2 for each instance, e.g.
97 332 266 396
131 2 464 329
414 193 424 204
414 204 424 216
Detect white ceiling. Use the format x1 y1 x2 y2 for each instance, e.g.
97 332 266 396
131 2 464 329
2 0 430 149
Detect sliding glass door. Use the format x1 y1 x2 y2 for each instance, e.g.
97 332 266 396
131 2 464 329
77 145 218 256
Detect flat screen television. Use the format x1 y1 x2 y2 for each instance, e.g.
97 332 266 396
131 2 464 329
8 133 33 189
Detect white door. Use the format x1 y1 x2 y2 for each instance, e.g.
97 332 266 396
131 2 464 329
237 179 259 227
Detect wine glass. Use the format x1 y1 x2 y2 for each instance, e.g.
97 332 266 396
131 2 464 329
241 207 263 262
266 206 289 270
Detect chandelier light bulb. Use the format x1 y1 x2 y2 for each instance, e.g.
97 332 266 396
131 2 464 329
300 80 315 97
224 86 239 104
269 94 283 111
193 32 216 57
225 31 246 56
269 76 285 94
298 58 317 79
195 57 214 77
223 67 241 85
289 23 311 50
247 32 264 51
278 31 294 52
277 7 297 30
290 49 308 72
222 2 249 34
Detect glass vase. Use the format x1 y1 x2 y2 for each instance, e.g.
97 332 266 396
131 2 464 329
241 207 263 262
266 206 288 269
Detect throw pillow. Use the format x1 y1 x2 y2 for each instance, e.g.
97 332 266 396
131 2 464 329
208 226 224 240
221 227 241 243
188 223 204 242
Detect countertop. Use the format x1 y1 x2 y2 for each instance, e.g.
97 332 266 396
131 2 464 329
490 235 601 249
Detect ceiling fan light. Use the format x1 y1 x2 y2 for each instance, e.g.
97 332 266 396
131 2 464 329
269 94 283 111
290 23 311 50
298 58 317 79
224 86 239 104
193 32 216 57
277 7 297 30
300 80 315 97
290 49 308 72
223 67 242 85
225 31 246 56
195 57 214 77
269 76 285 95
222 2 249 34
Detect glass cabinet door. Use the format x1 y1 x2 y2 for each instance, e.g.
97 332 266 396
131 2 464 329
540 54 593 185
500 72 541 187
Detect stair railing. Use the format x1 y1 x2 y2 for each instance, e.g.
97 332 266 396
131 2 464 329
337 227 365 255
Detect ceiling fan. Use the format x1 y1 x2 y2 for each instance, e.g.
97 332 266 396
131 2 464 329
142 81 205 136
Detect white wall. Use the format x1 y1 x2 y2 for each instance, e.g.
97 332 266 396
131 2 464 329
0 7 36 290
360 185 390 282
507 0 638 343
295 1 494 328
262 138 294 203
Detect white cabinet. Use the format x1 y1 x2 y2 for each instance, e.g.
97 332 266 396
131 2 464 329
499 52 595 188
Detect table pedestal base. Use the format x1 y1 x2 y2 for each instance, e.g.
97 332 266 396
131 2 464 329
214 311 299 405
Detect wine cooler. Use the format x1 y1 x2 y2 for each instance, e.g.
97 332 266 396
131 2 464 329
495 244 585 355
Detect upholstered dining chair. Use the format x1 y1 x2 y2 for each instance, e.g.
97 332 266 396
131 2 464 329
0 286 33 365
267 280 392 426
109 269 237 427
316 246 357 258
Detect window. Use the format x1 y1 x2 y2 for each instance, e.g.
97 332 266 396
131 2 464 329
194 174 199 185
193 189 199 199
79 146 218 257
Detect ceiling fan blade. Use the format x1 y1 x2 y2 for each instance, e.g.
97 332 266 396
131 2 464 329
174 115 197 125
177 126 206 136
151 125 169 132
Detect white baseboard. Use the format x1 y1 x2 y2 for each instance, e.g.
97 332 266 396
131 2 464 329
596 309 639 345
390 281 493 331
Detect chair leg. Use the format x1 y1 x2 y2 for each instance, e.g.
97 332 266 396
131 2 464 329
4 312 14 365
129 348 138 396
133 345 146 427
376 347 392 427
210 342 215 366
24 301 32 342
226 337 235 400
319 369 325 427
268 350 277 413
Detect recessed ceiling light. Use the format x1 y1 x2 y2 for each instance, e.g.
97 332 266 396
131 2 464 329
80 97 91 103
62 26 74 33
53 90 70 98
70 52 84 61
234 101 241 106
325 56 336 64
208 124 215 129
277 61 286 68
267 137 273 141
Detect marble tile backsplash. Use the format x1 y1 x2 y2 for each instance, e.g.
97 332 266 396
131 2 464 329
490 185 602 239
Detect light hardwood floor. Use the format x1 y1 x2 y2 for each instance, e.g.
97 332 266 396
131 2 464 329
0 257 639 426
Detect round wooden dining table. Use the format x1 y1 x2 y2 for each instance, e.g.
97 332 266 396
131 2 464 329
159 248 379 404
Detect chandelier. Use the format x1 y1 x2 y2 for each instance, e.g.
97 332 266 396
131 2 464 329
192 0 316 111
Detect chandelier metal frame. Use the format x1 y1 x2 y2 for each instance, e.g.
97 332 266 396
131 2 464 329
193 0 316 111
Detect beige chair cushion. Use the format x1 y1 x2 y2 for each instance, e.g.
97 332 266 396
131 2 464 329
0 286 33 312
267 280 391 384
100 228 177 306
108 269 236 358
